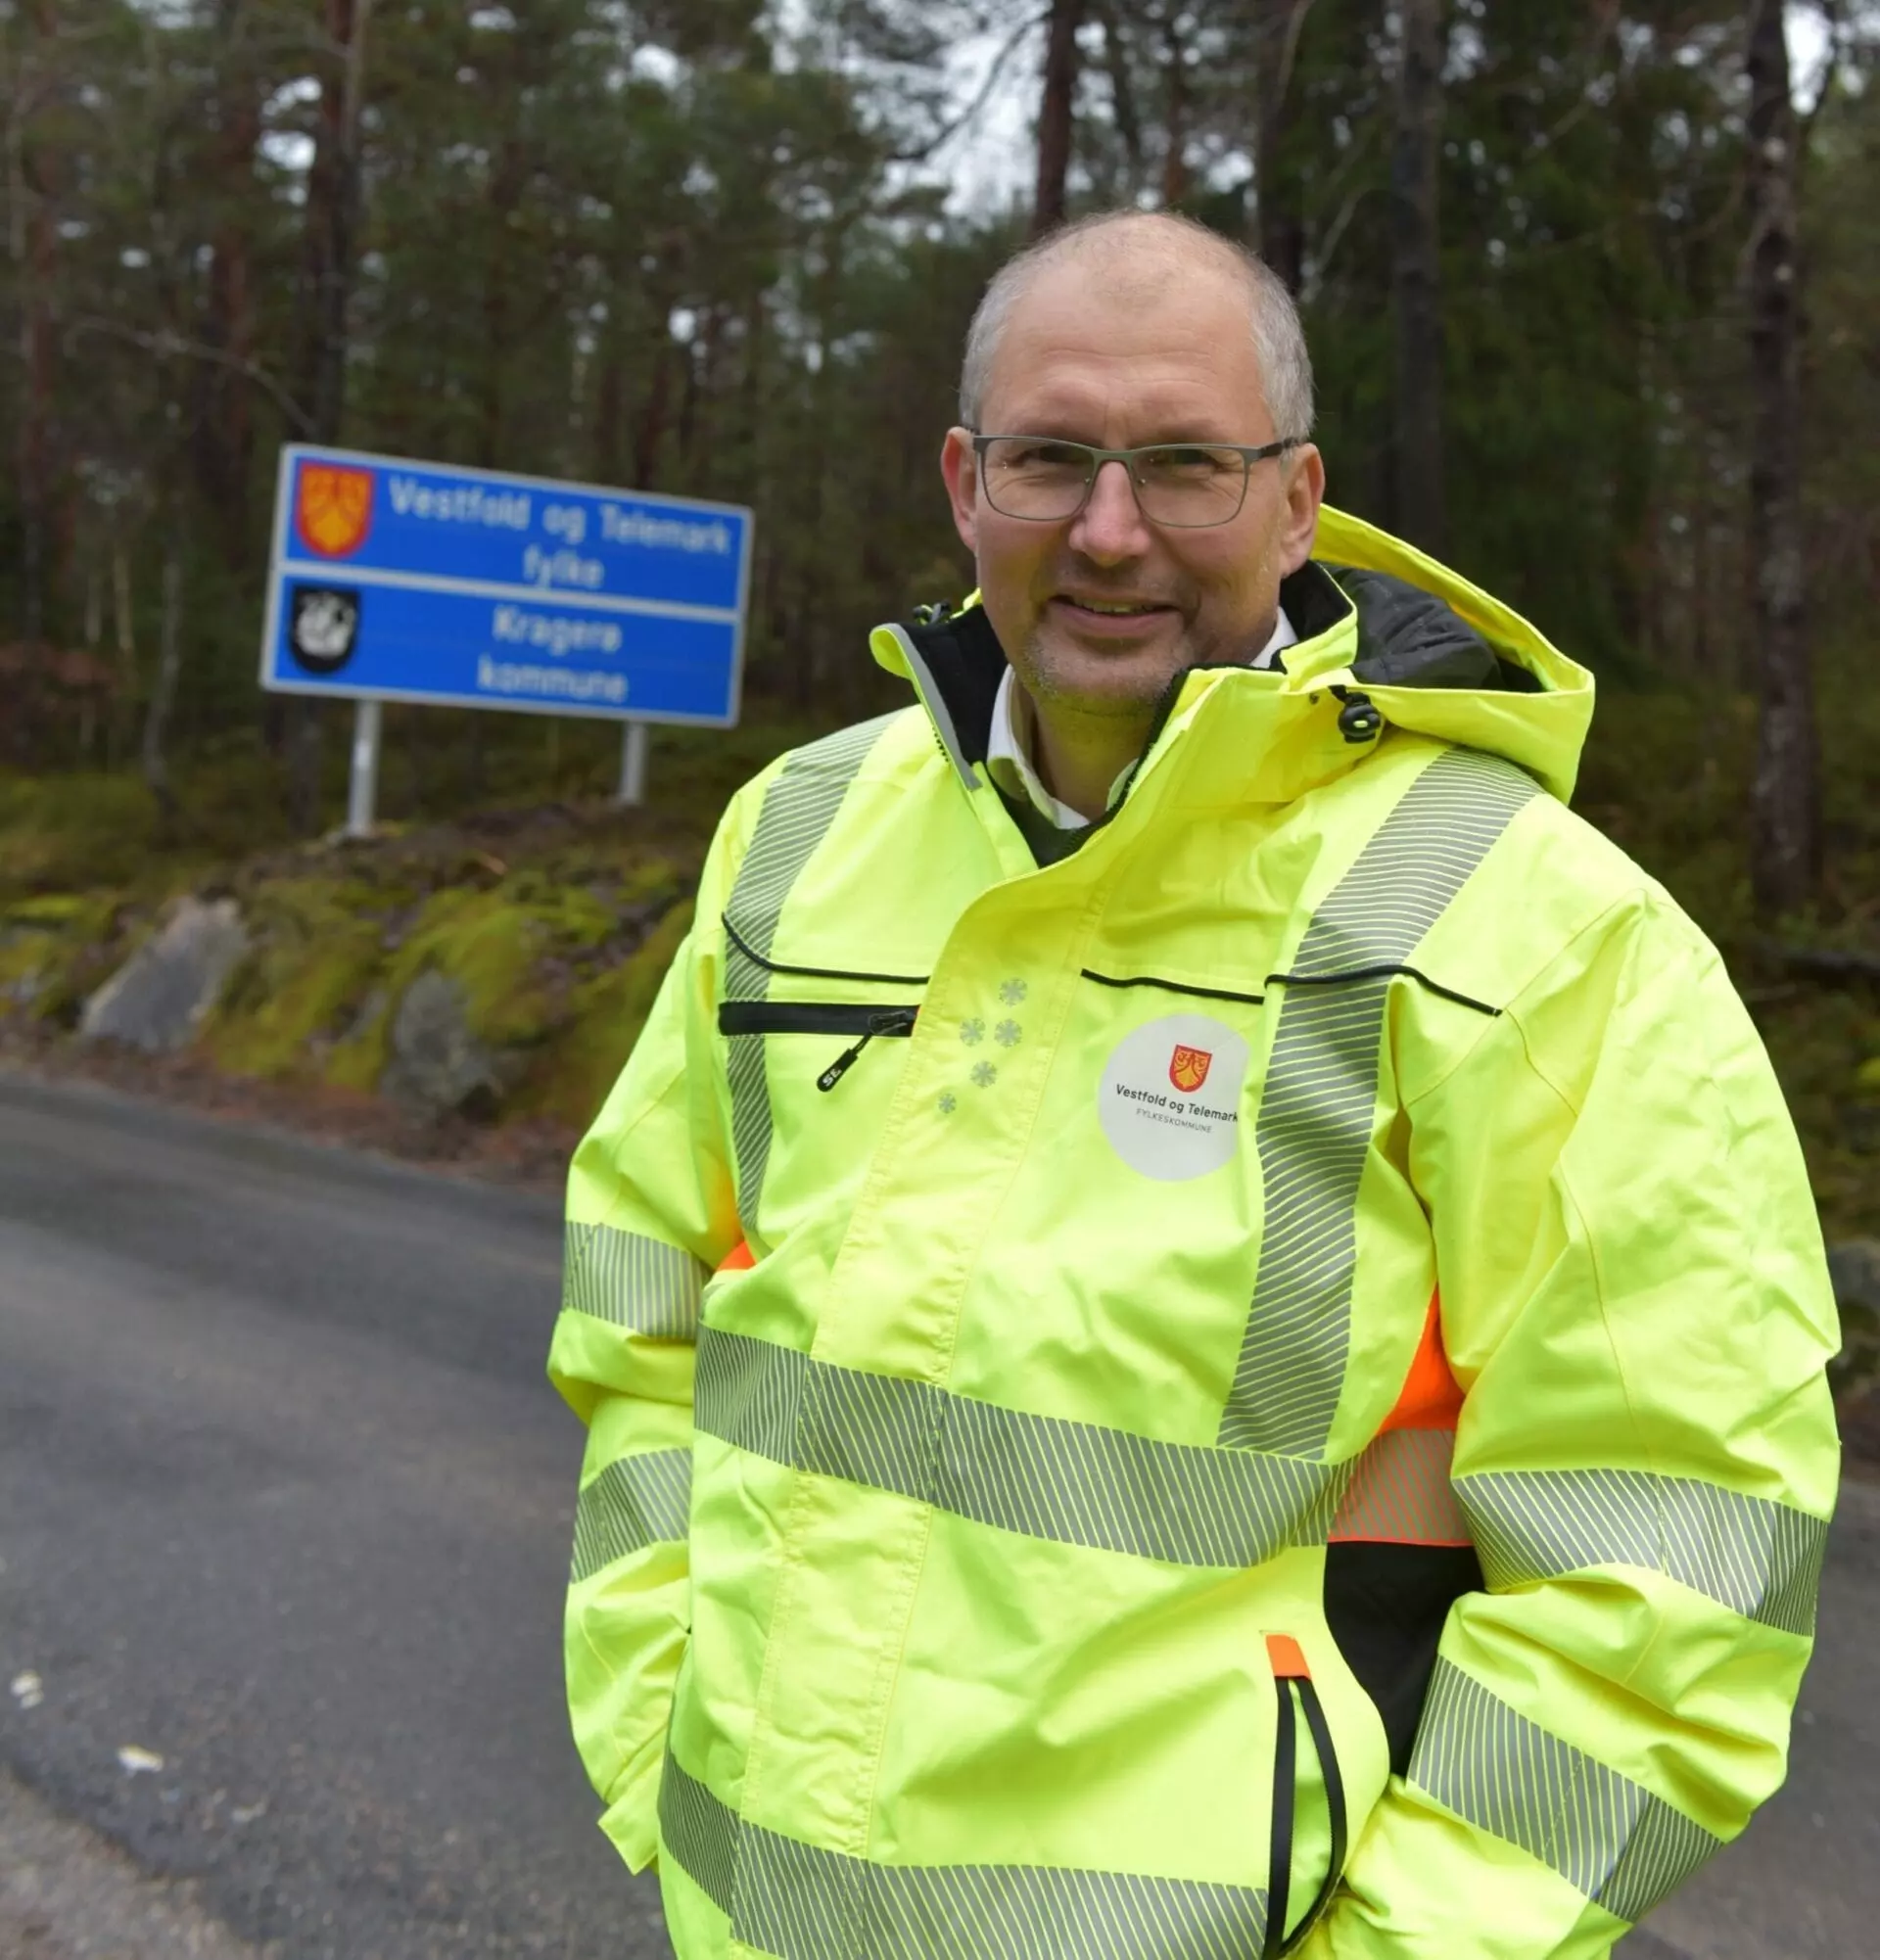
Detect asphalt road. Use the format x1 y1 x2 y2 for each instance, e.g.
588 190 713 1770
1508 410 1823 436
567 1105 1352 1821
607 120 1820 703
0 1072 658 1959
0 1071 1871 1960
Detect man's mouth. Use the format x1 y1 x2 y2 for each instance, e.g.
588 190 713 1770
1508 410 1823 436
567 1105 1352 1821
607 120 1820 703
1054 594 1175 618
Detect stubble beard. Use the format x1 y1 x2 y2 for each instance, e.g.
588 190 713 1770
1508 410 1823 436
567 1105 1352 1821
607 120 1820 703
1014 616 1198 730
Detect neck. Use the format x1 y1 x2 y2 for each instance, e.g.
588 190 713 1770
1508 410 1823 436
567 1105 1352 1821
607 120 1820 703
1022 609 1283 821
1029 694 1156 823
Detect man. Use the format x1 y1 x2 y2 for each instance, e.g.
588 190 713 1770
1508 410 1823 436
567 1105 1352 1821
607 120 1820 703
549 211 1839 1959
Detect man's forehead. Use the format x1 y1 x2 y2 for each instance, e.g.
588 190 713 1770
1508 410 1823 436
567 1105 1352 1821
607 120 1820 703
1016 234 1250 321
979 250 1264 431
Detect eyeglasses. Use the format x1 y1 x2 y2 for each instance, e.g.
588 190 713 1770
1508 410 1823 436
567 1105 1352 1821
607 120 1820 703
970 434 1300 528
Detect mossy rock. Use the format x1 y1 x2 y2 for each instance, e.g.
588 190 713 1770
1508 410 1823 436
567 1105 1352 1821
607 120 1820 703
513 901 694 1129
209 922 387 1080
324 875 646 1098
0 892 132 1026
201 878 400 1081
0 927 62 1010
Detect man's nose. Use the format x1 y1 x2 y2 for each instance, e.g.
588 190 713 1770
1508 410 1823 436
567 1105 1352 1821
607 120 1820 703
1068 458 1151 562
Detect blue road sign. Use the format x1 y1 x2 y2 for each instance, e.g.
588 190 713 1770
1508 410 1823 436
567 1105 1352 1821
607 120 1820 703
259 445 751 724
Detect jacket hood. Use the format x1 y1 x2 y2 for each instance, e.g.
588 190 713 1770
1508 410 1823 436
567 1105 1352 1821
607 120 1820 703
1306 506 1594 802
871 502 1595 805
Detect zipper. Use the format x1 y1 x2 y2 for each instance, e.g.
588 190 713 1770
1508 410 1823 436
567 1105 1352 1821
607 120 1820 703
716 1001 920 1093
1262 1635 1348 1958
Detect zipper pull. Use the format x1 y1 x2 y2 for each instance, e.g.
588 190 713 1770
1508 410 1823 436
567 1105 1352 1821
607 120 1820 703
818 1036 872 1093
816 1008 917 1093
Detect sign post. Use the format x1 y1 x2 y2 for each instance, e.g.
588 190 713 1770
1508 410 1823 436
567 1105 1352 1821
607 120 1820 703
259 445 751 832
617 721 649 808
347 699 383 838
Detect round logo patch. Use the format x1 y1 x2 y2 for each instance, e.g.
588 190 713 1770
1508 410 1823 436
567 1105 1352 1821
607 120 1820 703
1098 1012 1249 1182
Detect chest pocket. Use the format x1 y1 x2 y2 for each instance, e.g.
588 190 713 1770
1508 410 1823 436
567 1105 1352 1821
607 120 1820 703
717 1000 919 1093
717 910 931 1231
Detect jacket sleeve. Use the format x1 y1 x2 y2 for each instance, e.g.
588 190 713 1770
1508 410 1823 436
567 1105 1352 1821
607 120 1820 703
1309 885 1841 1959
545 818 743 1874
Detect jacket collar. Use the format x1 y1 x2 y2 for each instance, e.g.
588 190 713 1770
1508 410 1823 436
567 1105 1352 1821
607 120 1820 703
877 561 1353 776
869 505 1595 806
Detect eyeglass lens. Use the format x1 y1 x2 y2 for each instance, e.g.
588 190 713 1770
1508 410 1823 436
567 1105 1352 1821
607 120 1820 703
978 439 1252 527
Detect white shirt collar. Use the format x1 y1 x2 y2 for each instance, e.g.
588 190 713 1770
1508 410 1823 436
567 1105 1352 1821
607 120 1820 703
984 607 1297 830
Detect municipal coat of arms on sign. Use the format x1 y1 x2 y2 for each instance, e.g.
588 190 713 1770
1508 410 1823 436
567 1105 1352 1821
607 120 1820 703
288 585 361 675
295 462 375 558
1169 1044 1212 1093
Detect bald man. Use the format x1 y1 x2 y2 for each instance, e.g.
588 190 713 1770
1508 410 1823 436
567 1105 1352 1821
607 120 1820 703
550 211 1838 1960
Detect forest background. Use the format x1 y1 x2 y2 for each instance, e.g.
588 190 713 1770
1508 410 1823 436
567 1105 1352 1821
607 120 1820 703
1 2 1878 1364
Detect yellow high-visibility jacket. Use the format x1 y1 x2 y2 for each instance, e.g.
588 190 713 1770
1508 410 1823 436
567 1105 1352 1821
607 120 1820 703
548 507 1839 1960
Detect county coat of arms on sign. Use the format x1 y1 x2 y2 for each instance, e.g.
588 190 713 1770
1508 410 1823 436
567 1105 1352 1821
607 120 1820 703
295 463 374 558
288 585 361 675
1169 1045 1212 1093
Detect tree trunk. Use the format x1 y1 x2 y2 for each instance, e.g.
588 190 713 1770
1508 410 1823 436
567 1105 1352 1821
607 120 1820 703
141 547 183 811
1744 0 1819 916
1389 0 1446 555
1252 0 1311 293
1032 0 1086 237
634 331 675 487
594 329 624 483
478 129 525 468
10 0 61 654
1160 15 1191 208
111 540 136 766
287 0 372 835
1090 1 1142 196
191 0 261 568
297 0 370 446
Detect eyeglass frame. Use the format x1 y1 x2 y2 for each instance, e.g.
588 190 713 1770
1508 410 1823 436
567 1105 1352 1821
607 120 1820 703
967 432 1303 528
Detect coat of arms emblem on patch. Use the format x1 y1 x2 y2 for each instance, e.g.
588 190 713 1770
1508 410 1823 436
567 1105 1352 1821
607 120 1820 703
1169 1045 1212 1094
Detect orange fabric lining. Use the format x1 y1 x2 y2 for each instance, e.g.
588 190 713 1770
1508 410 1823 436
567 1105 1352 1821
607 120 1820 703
716 1240 757 1275
1378 1289 1463 1435
1265 1633 1312 1681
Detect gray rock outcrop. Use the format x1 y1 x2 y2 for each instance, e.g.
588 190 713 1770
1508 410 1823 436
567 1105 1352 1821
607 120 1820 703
379 970 504 1117
79 897 248 1053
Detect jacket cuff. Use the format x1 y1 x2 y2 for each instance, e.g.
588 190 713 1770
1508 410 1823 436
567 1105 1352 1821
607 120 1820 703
598 1740 666 1874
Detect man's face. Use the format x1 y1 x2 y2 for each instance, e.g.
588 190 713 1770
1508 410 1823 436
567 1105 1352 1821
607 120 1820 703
941 253 1324 723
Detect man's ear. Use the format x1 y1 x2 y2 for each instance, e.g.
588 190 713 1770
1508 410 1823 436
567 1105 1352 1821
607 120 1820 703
940 426 980 556
1277 443 1326 576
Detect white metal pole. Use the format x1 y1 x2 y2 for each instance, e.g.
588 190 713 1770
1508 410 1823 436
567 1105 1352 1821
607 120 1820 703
346 698 382 838
617 719 649 807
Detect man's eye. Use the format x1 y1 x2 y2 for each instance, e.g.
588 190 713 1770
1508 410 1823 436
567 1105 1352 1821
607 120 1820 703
1141 445 1231 474
1005 443 1089 470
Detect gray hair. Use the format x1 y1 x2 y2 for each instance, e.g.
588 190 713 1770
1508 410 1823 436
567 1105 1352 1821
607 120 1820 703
959 210 1314 443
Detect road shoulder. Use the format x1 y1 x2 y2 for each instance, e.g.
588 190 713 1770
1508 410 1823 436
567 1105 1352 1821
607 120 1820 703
0 1766 267 1959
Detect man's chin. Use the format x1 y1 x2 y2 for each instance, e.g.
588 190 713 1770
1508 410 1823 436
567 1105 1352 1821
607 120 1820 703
1022 630 1192 716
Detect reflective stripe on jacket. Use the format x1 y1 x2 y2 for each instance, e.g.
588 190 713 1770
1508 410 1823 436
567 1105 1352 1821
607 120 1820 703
547 506 1840 1960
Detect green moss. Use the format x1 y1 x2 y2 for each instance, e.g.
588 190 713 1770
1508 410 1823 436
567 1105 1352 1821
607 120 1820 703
514 901 694 1129
5 892 93 926
210 924 386 1080
0 929 61 1009
323 997 392 1094
0 770 160 900
321 872 663 1097
0 891 128 1025
200 877 399 1081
